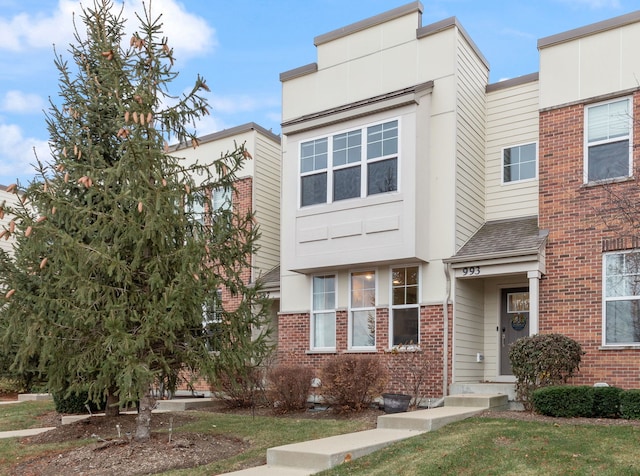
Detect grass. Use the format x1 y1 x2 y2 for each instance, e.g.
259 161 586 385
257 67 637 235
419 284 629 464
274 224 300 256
0 401 54 432
1 402 640 475
316 417 640 476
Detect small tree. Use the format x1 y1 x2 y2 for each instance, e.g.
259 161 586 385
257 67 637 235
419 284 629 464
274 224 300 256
0 0 271 441
509 333 583 410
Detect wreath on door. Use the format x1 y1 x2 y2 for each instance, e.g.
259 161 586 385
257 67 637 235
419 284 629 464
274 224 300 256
511 313 527 331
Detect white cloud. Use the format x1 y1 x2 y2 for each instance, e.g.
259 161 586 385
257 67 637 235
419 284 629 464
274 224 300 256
1 90 45 114
0 123 49 184
0 0 216 59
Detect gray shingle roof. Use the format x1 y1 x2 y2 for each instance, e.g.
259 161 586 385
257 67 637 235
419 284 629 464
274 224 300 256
446 216 548 263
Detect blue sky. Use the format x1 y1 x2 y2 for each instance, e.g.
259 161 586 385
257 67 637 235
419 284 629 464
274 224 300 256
0 0 633 185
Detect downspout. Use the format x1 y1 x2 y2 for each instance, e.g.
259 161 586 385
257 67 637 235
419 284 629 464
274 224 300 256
442 262 452 399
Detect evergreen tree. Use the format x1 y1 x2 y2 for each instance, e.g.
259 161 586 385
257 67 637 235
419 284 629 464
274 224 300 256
0 0 272 441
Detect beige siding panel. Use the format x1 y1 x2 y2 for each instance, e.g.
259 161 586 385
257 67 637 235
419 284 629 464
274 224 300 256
485 79 539 221
453 279 485 382
0 189 18 256
253 133 281 277
455 31 488 250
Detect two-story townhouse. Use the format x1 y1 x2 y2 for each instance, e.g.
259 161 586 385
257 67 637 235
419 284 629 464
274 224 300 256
278 1 640 404
170 122 281 393
537 12 640 389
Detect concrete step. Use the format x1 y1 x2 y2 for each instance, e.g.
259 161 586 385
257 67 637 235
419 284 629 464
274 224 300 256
266 428 423 472
18 393 52 402
444 393 508 410
155 397 215 411
377 406 486 432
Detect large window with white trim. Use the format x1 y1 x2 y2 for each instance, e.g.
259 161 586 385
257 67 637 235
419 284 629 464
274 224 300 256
391 266 420 346
300 119 398 207
349 271 376 348
311 275 336 349
586 98 632 182
604 251 640 345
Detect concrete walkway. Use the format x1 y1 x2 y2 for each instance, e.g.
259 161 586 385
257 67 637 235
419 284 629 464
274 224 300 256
221 394 508 476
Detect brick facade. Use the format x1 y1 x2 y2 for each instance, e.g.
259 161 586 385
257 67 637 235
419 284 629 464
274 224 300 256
539 91 640 389
277 303 450 400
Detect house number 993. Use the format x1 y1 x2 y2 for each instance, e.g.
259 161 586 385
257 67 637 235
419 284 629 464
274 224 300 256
462 266 480 276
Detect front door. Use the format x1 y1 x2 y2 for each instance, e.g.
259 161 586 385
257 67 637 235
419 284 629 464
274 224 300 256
500 287 530 375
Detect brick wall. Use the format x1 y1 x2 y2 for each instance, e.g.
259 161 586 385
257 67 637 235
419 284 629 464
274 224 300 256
539 91 640 389
277 303 449 400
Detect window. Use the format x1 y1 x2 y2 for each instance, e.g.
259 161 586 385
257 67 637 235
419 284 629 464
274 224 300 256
503 143 536 183
299 119 398 207
203 288 224 352
604 252 640 345
350 271 376 348
586 98 632 182
311 275 336 349
212 187 232 211
391 266 419 346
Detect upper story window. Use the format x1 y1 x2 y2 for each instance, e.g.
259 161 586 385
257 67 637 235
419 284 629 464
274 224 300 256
212 186 232 211
300 119 399 207
503 143 536 183
390 266 420 347
311 275 336 350
604 251 640 345
349 270 376 349
586 98 632 183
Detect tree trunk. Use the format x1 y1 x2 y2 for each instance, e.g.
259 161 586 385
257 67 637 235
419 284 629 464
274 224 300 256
135 393 155 441
104 388 120 417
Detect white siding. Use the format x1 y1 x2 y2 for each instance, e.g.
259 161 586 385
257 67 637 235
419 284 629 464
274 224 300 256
0 188 18 256
253 132 281 277
455 31 489 249
453 279 485 382
485 79 539 221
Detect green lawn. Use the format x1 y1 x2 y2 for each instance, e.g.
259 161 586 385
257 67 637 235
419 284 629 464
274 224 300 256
1 402 640 475
317 417 640 476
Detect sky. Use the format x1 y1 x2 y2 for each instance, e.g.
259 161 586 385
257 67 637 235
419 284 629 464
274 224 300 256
0 0 634 186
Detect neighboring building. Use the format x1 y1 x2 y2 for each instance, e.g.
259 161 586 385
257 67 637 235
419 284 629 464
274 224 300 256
277 1 640 403
0 185 19 256
170 122 281 392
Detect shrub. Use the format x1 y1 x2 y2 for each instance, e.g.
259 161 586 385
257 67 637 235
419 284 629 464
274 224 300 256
53 390 106 414
532 386 593 417
509 333 583 410
267 365 313 414
212 365 268 408
592 386 622 418
620 389 640 420
321 355 388 413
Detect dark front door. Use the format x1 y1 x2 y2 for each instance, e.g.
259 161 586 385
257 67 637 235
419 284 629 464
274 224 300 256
500 287 530 375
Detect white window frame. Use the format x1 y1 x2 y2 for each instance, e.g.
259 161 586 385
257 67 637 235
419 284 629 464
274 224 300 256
310 274 337 351
584 97 633 184
298 118 400 208
501 142 538 185
389 265 421 348
348 269 377 350
602 250 640 346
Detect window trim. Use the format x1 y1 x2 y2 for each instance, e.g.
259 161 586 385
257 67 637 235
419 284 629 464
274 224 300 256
602 250 640 347
298 118 401 208
348 269 377 350
501 142 538 185
584 97 633 184
389 265 421 349
310 274 337 351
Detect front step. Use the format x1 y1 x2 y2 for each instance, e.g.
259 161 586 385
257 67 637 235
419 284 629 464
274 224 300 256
377 406 486 432
266 428 423 472
444 393 508 410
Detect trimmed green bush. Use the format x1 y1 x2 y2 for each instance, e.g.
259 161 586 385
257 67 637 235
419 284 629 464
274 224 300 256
532 386 593 417
620 389 640 420
509 333 583 410
593 386 622 418
53 391 106 414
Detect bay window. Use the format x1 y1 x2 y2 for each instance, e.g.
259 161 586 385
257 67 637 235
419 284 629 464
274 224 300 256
349 271 376 348
311 275 336 349
299 119 399 207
